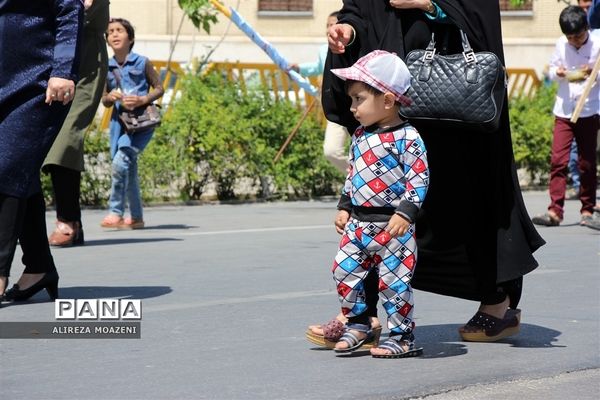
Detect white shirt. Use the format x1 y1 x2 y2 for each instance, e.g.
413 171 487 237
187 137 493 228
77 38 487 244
548 32 600 118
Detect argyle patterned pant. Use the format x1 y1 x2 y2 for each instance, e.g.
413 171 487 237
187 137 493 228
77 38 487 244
332 218 416 335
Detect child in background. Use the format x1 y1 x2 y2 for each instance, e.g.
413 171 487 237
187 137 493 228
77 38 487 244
329 50 429 358
292 11 351 175
532 6 599 228
100 18 164 229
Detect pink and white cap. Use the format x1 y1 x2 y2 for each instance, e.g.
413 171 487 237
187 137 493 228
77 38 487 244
331 50 412 106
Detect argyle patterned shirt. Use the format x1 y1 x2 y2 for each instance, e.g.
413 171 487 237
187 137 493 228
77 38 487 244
337 122 429 223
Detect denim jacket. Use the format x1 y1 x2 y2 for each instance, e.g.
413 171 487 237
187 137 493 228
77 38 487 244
107 52 153 157
107 52 150 110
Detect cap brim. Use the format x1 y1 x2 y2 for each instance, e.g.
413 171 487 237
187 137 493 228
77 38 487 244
330 66 360 81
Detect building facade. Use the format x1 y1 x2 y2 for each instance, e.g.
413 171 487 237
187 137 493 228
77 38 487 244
109 0 574 74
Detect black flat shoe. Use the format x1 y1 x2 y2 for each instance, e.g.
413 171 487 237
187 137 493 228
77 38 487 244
3 270 59 301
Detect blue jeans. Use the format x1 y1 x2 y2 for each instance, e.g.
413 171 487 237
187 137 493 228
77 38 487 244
108 130 153 219
568 140 580 190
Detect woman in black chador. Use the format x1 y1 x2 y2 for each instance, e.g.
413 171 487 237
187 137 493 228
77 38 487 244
311 0 545 349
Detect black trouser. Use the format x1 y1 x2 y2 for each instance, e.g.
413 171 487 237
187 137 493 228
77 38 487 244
47 165 81 225
0 192 56 278
481 277 522 309
0 194 25 278
347 269 379 326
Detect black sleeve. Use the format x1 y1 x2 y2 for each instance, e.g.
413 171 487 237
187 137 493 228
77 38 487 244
337 193 352 212
321 0 364 133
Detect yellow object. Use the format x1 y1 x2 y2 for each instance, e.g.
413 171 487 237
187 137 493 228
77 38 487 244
209 0 232 18
565 69 587 82
506 68 541 99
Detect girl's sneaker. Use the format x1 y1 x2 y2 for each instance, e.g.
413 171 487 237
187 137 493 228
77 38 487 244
120 217 145 230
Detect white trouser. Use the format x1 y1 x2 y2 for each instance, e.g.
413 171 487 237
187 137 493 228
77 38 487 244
323 121 349 174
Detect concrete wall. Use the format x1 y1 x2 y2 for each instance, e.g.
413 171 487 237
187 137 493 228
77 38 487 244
107 0 575 74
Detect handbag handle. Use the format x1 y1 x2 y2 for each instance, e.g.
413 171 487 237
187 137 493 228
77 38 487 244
459 30 477 65
112 67 123 91
421 30 477 65
417 29 479 84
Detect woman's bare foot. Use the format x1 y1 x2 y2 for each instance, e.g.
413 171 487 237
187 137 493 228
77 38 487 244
14 273 45 291
308 313 346 335
459 296 511 334
0 276 7 295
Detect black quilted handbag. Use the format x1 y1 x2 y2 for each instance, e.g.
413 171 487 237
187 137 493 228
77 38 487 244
399 30 506 132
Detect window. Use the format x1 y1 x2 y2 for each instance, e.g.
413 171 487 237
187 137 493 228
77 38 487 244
499 0 533 11
258 0 312 12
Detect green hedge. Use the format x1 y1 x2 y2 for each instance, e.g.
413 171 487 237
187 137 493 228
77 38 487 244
147 72 342 201
44 72 343 207
509 83 556 186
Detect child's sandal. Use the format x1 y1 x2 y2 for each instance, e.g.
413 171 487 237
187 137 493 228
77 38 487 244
333 323 377 353
371 332 423 359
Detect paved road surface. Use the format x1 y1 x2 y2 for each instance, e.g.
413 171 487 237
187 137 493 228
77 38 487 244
0 191 598 399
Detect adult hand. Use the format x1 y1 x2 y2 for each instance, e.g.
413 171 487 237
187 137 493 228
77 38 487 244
45 77 76 105
334 210 350 234
390 0 433 12
328 23 354 54
84 0 94 10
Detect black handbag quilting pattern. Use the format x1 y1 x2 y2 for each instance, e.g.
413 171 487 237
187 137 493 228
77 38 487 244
399 30 506 132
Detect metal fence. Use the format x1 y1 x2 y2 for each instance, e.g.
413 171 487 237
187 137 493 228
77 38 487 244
99 61 541 130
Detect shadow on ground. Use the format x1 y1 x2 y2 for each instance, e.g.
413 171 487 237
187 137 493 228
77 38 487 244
58 285 172 299
0 286 172 308
70 238 183 247
143 224 197 230
417 323 563 355
312 323 563 359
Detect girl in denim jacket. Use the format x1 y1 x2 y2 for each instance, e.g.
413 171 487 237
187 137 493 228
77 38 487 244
100 18 164 229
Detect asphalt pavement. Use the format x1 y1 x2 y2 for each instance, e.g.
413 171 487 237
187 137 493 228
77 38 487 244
0 191 598 400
